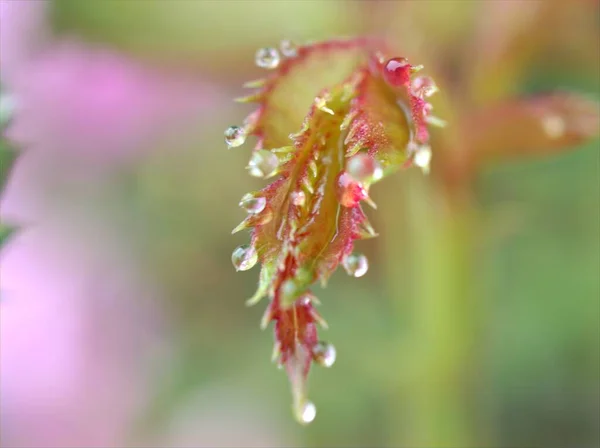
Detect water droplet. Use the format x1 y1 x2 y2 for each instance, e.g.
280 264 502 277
231 244 258 271
224 125 246 148
411 76 438 98
541 114 565 139
413 145 432 173
280 39 298 57
313 341 336 367
291 190 306 206
247 150 279 178
299 401 317 424
342 253 369 277
239 193 267 214
255 47 281 69
347 153 383 183
335 172 368 207
382 57 411 86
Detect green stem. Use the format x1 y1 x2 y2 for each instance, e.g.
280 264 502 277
381 173 484 447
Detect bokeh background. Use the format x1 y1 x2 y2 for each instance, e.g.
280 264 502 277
1 1 599 447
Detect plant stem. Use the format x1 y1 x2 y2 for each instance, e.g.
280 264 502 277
381 172 484 447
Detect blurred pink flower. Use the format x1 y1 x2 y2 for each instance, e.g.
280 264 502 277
0 218 163 447
4 41 219 163
0 0 49 85
0 0 223 222
0 0 222 165
0 2 212 446
0 149 87 225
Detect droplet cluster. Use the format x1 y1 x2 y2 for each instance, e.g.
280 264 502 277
254 39 299 72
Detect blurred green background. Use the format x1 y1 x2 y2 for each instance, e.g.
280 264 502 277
1 1 598 447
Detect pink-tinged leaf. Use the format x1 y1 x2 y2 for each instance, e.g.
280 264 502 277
229 38 439 423
462 92 599 170
344 72 410 165
247 38 373 148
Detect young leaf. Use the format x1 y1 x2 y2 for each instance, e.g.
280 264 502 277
228 38 438 423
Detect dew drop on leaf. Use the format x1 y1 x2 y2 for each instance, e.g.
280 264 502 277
255 47 281 69
411 76 438 98
346 153 383 183
247 149 279 178
541 114 566 139
413 144 432 173
382 57 411 86
291 190 306 206
299 401 317 424
313 341 337 367
280 39 298 58
224 125 246 148
239 193 267 214
342 252 369 277
232 244 258 271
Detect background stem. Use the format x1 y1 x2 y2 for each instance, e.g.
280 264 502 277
381 173 484 447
